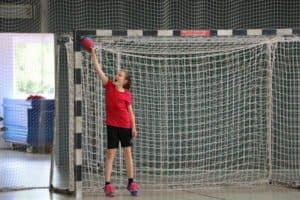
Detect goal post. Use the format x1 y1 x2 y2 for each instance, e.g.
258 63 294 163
50 35 75 194
52 29 300 194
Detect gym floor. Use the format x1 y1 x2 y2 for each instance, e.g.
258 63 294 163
0 150 299 200
1 186 300 200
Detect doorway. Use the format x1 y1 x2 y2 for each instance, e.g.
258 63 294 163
0 33 54 190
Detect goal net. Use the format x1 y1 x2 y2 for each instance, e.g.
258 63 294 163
80 36 300 191
272 39 300 184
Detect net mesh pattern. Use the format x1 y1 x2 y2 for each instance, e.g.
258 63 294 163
79 36 300 191
0 0 300 33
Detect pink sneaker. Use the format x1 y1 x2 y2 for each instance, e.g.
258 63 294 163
127 182 139 196
104 184 115 197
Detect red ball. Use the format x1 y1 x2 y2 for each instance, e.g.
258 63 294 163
80 37 94 52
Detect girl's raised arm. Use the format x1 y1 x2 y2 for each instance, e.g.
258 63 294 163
90 48 108 86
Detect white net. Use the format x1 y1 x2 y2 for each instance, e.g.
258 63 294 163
80 36 300 192
0 0 42 32
271 40 300 184
47 0 300 32
1 1 299 33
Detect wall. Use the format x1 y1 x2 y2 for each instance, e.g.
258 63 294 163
0 35 14 148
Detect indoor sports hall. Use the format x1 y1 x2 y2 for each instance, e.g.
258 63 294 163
0 1 299 200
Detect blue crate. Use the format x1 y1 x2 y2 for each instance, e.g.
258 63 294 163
27 100 54 149
2 99 31 144
2 98 54 149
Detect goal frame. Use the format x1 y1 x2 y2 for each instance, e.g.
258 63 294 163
63 28 300 195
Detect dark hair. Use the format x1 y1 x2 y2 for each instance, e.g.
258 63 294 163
122 70 131 90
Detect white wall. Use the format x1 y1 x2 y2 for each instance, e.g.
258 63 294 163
0 35 14 148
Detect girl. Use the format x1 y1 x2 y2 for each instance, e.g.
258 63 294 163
90 49 139 196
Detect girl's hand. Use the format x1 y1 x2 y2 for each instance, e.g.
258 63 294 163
90 47 95 53
90 48 96 57
132 127 137 138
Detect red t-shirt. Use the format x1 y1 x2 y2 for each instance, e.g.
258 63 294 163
105 80 132 128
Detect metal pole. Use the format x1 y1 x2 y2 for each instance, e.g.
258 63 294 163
40 0 48 33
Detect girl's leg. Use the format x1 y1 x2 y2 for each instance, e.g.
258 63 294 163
123 147 134 179
105 148 117 183
123 146 138 196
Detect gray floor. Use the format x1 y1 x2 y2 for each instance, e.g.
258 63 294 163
0 150 299 200
0 186 300 200
0 150 50 189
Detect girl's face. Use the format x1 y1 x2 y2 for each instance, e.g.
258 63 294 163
114 70 128 88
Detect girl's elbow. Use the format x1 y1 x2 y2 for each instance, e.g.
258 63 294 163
130 111 135 117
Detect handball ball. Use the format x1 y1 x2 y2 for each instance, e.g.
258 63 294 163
80 36 94 52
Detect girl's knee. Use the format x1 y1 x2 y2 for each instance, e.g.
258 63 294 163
123 147 132 157
106 149 116 158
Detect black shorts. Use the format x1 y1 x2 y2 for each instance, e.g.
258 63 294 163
107 125 132 149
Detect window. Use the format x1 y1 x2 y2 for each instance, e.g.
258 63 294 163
0 33 55 100
14 39 54 98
